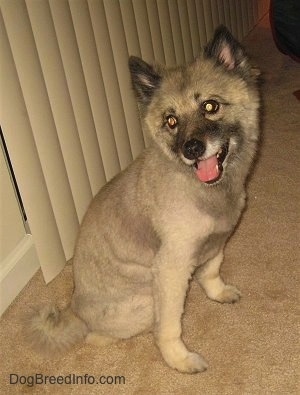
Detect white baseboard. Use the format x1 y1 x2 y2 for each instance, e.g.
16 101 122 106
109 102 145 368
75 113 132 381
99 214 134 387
0 234 40 316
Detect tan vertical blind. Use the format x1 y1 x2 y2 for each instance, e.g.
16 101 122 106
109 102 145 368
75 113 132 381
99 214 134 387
1 6 66 282
1 0 270 283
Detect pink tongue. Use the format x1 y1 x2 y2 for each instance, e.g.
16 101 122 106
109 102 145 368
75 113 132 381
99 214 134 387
196 155 220 182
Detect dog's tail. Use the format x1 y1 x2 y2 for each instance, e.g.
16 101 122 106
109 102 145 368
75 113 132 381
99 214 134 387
26 305 88 356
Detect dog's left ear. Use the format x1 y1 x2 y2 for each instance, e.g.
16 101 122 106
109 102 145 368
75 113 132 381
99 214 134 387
204 25 248 72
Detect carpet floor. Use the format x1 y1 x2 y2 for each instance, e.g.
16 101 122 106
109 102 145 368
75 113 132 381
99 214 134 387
1 15 299 395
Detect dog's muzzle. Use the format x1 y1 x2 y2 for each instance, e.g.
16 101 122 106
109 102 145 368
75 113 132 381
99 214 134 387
182 138 230 184
182 139 205 160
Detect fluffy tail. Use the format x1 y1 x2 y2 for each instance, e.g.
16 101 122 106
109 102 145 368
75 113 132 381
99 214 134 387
26 305 88 356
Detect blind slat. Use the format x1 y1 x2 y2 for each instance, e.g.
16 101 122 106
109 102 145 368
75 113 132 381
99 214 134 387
202 0 214 41
70 1 121 182
131 0 153 62
177 0 194 63
222 0 232 29
210 0 220 28
247 0 254 29
49 2 106 198
216 0 226 26
234 1 244 40
158 1 176 66
146 0 165 63
104 0 145 159
241 1 249 36
29 0 93 221
88 0 133 170
187 0 201 57
229 0 238 38
195 0 208 48
168 0 185 64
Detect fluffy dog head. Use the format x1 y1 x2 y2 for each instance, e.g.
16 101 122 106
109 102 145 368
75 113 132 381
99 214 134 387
129 26 260 186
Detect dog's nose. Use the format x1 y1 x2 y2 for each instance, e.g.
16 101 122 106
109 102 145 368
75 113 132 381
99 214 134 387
183 139 205 160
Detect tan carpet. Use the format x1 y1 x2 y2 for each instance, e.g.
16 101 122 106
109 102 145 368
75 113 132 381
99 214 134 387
1 16 299 395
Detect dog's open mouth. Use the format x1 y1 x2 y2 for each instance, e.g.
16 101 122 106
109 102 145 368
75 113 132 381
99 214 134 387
194 141 229 184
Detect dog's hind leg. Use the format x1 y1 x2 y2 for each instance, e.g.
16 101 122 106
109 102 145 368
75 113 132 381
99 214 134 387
196 250 241 303
79 293 154 344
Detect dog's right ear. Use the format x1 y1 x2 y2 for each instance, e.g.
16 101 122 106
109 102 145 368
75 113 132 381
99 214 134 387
129 56 161 105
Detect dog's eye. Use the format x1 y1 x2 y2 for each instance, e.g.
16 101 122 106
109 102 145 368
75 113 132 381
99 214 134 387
166 115 178 129
202 100 219 114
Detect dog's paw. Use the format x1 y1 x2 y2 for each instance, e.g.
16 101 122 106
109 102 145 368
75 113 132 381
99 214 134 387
171 351 208 374
159 340 208 374
214 284 241 303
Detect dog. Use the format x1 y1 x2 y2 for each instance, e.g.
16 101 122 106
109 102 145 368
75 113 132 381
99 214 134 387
28 26 260 373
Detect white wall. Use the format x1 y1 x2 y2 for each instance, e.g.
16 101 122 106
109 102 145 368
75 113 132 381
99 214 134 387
0 146 39 316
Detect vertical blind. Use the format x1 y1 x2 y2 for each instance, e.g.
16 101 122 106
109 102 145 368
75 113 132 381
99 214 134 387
1 0 269 283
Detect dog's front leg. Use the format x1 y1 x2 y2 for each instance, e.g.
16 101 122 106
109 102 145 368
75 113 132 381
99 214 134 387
196 249 241 303
153 247 208 373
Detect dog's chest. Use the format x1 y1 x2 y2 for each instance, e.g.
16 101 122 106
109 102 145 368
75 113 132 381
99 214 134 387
199 187 246 231
196 230 229 264
194 194 245 264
